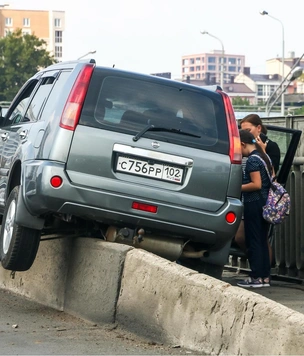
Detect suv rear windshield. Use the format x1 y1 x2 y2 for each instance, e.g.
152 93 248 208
80 68 229 152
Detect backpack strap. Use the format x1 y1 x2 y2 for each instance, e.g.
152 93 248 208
251 154 273 182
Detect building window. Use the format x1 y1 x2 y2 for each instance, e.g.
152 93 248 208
23 18 30 27
196 66 201 71
208 65 216 71
190 58 195 65
4 29 12 36
270 85 276 94
54 18 61 27
5 17 12 26
257 85 263 96
196 57 201 64
190 67 194 72
228 66 236 72
22 29 31 35
55 46 62 58
208 57 216 63
196 73 200 79
55 31 62 43
228 58 236 65
183 59 189 66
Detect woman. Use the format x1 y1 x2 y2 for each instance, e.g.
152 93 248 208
240 114 280 174
237 130 272 288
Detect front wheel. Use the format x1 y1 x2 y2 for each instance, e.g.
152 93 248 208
0 186 41 271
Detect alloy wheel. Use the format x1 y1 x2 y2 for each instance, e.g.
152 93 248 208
3 200 16 254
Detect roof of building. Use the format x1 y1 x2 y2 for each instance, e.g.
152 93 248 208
222 82 254 94
249 74 282 82
180 79 254 95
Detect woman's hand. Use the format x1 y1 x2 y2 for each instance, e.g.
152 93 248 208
255 135 267 152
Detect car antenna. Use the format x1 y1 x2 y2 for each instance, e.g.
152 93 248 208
113 64 115 68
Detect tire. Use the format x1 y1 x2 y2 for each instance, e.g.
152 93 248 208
0 186 41 271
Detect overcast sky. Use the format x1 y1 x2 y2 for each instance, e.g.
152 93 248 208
9 0 304 79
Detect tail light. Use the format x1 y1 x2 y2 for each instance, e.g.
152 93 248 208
60 63 95 131
217 90 242 164
226 211 237 224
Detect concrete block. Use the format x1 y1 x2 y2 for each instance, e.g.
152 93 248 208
64 238 133 324
0 237 73 310
117 249 304 355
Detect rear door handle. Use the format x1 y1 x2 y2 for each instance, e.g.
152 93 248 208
1 132 8 141
19 130 28 140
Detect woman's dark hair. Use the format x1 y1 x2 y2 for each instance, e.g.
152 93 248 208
240 114 267 135
239 129 272 174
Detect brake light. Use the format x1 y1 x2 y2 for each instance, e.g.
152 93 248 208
217 90 242 164
225 212 236 224
60 64 95 131
132 202 158 213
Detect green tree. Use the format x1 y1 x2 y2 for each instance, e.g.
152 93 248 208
232 97 250 106
0 29 56 101
293 106 304 115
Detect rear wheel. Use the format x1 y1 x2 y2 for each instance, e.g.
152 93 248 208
0 186 41 271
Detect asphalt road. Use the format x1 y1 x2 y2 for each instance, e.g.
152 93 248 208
222 268 304 315
0 288 201 355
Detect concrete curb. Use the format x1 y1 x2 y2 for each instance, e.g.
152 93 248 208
1 237 304 355
118 249 304 355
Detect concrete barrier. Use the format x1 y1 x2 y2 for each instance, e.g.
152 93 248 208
118 249 304 355
1 237 304 355
0 237 73 309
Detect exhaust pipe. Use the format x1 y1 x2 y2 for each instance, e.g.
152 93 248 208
105 226 208 261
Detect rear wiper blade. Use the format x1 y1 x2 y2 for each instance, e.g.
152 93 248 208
132 124 201 142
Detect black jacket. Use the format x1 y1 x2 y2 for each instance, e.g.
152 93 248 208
260 133 280 174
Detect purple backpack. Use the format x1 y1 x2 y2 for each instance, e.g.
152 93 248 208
252 155 291 225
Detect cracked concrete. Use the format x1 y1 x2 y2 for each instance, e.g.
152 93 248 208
1 237 304 355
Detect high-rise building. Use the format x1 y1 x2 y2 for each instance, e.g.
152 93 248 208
182 51 245 84
0 6 65 62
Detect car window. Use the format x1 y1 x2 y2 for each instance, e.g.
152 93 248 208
80 70 229 153
266 125 302 185
38 70 72 122
24 76 57 122
5 80 38 126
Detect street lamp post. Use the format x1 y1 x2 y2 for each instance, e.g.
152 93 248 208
77 50 96 60
260 10 285 116
200 31 224 89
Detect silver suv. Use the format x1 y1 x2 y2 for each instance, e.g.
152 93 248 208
0 59 243 278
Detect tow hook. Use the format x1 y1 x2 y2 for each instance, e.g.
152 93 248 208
133 228 145 244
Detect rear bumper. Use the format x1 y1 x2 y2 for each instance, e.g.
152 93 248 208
22 160 243 247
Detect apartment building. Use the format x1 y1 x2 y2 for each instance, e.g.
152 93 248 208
234 53 304 105
0 6 65 62
181 51 245 84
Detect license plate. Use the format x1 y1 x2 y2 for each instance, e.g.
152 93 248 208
116 156 184 183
